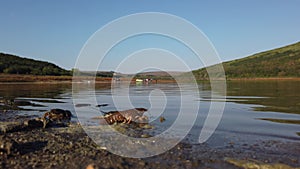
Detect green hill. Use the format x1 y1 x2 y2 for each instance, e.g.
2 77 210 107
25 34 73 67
193 42 300 79
0 53 70 76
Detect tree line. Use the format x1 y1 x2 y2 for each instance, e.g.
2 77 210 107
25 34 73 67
0 53 70 76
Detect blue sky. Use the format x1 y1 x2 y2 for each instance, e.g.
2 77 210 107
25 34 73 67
0 1 300 70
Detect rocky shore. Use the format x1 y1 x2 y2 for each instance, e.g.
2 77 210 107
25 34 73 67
1 111 300 169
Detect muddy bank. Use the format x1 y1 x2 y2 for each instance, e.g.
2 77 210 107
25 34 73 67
0 114 300 169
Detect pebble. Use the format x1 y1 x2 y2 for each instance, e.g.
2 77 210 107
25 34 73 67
86 164 97 169
141 134 152 138
159 116 166 123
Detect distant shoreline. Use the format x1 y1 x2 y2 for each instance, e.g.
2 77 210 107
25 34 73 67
0 74 177 83
1 74 300 83
226 77 300 81
0 74 108 83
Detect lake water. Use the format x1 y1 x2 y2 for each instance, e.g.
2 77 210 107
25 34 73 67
0 81 299 147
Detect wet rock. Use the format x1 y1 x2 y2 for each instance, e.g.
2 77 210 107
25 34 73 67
42 109 72 128
135 115 149 124
24 118 44 129
99 108 148 125
0 135 18 156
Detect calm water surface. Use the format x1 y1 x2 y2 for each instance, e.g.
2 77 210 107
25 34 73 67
0 81 299 146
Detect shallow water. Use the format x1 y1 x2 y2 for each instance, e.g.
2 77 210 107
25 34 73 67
0 81 299 146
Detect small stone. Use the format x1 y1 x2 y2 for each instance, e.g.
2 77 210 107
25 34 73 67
159 116 166 123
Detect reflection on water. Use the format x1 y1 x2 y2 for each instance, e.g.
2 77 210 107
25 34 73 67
0 83 71 111
0 81 300 145
0 83 71 99
226 81 300 114
258 118 300 125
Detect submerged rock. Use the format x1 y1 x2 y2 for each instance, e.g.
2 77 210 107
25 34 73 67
95 108 148 125
75 103 91 108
